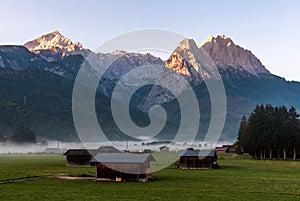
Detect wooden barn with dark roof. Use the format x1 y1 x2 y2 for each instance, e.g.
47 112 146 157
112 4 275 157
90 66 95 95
63 146 121 166
177 149 218 169
90 153 155 182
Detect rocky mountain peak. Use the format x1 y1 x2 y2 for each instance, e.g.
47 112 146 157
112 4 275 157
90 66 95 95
165 38 218 83
112 49 127 55
200 34 234 47
165 38 200 76
200 34 270 75
24 30 83 54
177 38 200 52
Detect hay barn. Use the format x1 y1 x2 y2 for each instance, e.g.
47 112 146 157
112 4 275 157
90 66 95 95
177 149 218 169
91 153 155 182
63 146 121 166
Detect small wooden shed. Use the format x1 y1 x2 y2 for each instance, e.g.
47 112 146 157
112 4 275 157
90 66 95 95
63 146 121 166
159 146 169 152
177 149 218 169
63 149 99 166
91 153 155 182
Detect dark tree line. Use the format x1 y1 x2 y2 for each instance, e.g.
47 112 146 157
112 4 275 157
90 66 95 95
237 104 300 160
10 125 36 144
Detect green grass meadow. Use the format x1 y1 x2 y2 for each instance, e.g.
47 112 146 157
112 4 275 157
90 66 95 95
0 153 300 201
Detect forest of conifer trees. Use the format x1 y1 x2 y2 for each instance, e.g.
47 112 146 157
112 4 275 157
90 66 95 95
237 104 300 160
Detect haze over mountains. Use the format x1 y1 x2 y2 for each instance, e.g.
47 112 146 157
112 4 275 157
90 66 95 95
0 30 299 143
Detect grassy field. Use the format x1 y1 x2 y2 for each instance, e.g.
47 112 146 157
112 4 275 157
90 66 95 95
0 153 300 201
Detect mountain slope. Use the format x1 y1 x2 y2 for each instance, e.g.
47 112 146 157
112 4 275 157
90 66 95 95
0 67 156 141
0 45 46 69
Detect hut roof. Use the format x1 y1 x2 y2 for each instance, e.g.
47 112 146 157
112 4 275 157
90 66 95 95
63 149 99 156
178 149 215 158
91 153 155 163
98 146 121 153
222 145 233 148
216 147 229 151
63 146 121 156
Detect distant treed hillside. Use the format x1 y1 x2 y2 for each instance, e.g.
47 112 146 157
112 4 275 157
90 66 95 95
0 67 76 141
0 67 171 142
1 64 300 142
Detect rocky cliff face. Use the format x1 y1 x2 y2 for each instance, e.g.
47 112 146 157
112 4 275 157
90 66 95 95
24 30 83 53
200 35 270 76
95 51 165 98
166 38 217 84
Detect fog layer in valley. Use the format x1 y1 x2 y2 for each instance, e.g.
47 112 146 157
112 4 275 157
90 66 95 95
0 141 232 154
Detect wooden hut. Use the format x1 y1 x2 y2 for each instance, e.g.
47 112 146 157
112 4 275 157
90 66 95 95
223 145 236 154
177 149 218 169
63 149 99 166
159 146 169 152
143 149 152 153
91 153 155 182
63 146 121 166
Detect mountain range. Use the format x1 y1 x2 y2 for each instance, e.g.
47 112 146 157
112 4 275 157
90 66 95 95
1 30 300 143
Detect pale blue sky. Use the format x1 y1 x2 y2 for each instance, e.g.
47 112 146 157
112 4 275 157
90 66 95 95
0 0 299 81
